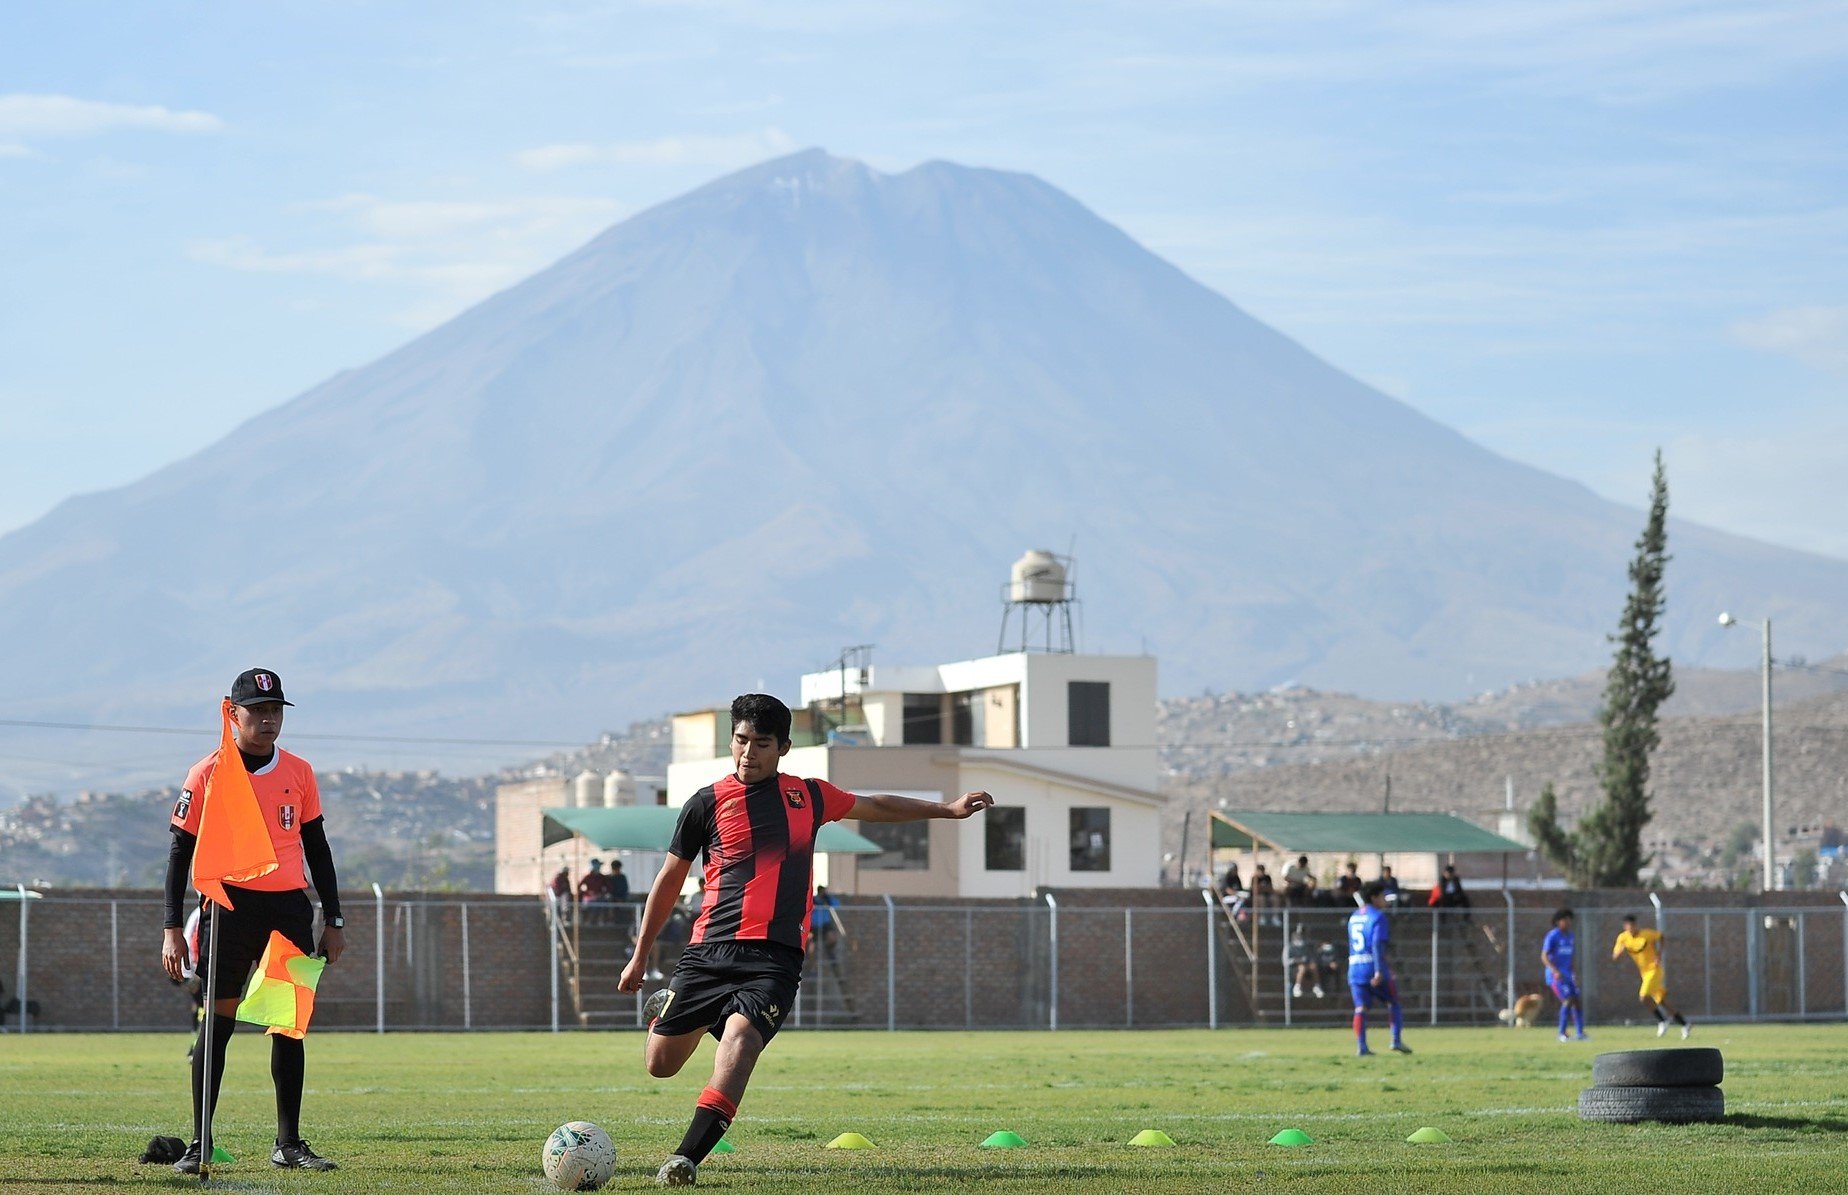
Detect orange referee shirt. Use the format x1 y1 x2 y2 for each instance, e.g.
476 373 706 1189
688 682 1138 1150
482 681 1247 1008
170 748 321 892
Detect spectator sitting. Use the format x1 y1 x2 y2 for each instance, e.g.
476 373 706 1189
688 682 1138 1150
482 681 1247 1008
1249 864 1278 923
1219 864 1248 920
578 858 614 921
1284 923 1324 999
1283 855 1314 905
1429 863 1471 920
1335 860 1362 904
1316 938 1342 988
1377 865 1402 907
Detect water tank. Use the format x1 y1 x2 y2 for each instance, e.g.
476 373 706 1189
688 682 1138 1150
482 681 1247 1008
573 769 600 809
1009 550 1067 603
602 769 630 808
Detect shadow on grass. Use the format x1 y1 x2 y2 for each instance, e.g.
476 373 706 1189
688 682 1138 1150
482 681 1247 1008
1727 1113 1848 1133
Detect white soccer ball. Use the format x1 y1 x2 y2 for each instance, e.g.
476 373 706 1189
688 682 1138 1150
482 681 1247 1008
543 1121 617 1191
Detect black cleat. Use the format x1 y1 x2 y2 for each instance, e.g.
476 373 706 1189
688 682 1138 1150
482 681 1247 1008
172 1141 204 1176
643 988 673 1024
272 1138 338 1170
1390 1042 1414 1054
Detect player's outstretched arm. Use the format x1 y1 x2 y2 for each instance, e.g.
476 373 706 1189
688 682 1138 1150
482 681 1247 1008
848 791 995 822
619 853 692 993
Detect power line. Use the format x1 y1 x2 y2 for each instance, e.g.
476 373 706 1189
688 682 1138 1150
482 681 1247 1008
0 718 590 749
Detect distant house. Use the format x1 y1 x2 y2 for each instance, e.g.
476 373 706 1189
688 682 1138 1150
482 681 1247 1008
667 648 1163 897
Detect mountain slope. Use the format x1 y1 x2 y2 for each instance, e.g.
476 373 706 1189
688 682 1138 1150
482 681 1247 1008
2 149 1846 793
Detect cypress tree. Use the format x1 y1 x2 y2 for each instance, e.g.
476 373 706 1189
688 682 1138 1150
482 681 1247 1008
1530 451 1675 887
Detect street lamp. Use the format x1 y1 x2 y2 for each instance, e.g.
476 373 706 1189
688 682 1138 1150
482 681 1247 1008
1718 611 1775 890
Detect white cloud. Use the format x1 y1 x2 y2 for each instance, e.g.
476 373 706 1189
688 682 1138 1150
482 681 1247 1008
0 94 223 139
188 192 627 328
1730 307 1848 376
1667 425 1848 560
306 193 623 240
517 127 796 172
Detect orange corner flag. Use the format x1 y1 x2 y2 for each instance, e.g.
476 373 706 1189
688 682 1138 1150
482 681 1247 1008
235 930 325 1038
193 698 278 910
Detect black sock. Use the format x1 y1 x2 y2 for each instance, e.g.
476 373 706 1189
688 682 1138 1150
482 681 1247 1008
1651 1006 1667 1022
674 1106 731 1165
1672 1012 1687 1026
272 1034 305 1145
190 1015 236 1138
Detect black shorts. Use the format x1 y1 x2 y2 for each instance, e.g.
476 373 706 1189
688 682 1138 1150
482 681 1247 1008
195 887 315 998
651 941 803 1044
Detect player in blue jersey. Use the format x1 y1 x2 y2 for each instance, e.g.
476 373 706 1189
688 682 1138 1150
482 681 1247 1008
1542 907 1587 1041
1346 881 1410 1055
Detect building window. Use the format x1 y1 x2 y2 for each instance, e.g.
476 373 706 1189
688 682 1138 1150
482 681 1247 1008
1068 681 1111 746
858 821 930 870
951 691 986 747
902 693 942 745
1070 807 1111 871
986 807 1026 871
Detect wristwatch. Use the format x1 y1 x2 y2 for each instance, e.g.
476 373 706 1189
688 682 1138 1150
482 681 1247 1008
326 916 345 928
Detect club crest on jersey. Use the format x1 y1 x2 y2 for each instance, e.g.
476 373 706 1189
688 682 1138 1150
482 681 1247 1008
279 804 296 830
254 672 274 691
783 785 805 808
174 790 192 821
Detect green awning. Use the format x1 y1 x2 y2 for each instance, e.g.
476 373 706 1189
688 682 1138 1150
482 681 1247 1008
1212 810 1525 854
542 806 885 854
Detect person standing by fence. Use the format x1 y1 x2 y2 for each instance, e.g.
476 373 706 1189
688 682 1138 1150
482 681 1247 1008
1347 881 1410 1055
1543 908 1587 1043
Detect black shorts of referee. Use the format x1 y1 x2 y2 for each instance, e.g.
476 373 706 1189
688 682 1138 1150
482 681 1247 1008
651 941 803 1044
195 887 315 993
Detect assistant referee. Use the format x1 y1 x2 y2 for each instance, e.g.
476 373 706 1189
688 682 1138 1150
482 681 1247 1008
159 668 345 1174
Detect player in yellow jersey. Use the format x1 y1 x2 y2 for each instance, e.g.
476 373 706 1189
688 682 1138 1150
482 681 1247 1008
1611 913 1690 1038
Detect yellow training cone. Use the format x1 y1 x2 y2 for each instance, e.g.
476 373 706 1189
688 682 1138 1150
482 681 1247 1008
1128 1129 1176 1147
826 1133 875 1150
1407 1127 1453 1144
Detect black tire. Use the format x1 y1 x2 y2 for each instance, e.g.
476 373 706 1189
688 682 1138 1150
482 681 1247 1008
1578 1085 1724 1124
1591 1047 1723 1088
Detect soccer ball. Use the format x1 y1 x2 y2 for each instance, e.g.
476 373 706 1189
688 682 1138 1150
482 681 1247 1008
542 1121 616 1191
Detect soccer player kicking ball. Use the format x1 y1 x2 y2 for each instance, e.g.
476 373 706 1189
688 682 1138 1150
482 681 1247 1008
618 693 995 1187
1543 908 1588 1042
1346 881 1410 1056
1612 913 1691 1039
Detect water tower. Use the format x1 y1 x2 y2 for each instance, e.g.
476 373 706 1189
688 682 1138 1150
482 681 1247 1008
997 549 1076 654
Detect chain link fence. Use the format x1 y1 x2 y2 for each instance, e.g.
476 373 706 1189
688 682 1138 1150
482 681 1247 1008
3 887 1844 1032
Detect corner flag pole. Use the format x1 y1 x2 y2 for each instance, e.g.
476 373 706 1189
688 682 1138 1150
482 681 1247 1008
197 901 221 1182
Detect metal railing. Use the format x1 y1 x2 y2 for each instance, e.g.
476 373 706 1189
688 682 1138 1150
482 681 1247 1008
2 890 1844 1032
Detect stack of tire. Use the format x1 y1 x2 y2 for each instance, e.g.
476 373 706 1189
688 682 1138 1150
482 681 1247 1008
1579 1048 1725 1123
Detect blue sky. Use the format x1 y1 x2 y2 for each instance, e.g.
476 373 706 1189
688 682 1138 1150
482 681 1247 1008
4 0 1846 566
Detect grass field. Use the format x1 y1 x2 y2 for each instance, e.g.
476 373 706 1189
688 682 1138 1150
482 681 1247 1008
3 1023 1845 1193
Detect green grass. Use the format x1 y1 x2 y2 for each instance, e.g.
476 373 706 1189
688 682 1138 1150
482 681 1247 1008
2 1024 1846 1192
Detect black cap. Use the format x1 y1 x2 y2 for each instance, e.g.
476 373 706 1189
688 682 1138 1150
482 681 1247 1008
229 668 294 707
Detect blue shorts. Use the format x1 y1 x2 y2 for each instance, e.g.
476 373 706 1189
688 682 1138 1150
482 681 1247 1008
1351 975 1399 1009
1548 974 1579 1001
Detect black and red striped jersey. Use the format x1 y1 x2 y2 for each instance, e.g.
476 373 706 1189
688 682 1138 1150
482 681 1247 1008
669 773 856 952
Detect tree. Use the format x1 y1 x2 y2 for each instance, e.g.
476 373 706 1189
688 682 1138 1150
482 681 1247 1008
1530 451 1675 887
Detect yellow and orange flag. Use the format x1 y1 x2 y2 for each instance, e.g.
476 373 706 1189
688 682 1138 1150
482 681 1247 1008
192 698 278 910
235 931 325 1038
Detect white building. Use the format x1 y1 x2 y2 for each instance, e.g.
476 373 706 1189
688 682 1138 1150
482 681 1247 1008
667 648 1163 897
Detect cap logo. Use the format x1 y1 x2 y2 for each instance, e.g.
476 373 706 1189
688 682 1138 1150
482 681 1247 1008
255 673 274 691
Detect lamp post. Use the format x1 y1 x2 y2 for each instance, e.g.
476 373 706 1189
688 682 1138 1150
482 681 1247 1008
1718 612 1775 890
